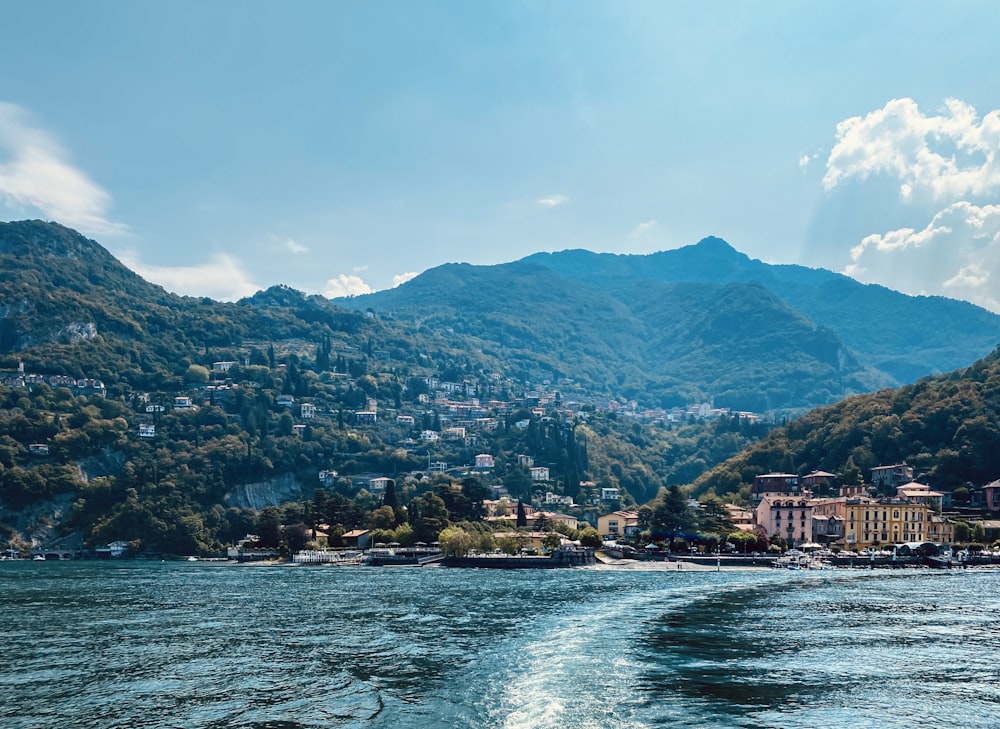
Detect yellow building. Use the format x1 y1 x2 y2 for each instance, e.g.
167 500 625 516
926 513 955 544
841 498 930 550
597 510 640 540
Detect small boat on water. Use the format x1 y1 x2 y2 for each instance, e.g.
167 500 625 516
775 550 832 571
32 554 45 561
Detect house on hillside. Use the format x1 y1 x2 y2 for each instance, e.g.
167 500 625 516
598 510 640 540
530 466 550 482
896 481 944 512
984 479 1000 513
871 463 914 491
802 470 838 493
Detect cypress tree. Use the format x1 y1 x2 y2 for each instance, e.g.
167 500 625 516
516 500 528 529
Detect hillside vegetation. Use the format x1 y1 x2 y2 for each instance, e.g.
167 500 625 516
3 220 999 554
694 347 1000 500
0 221 767 553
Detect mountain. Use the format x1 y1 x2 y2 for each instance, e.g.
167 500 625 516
343 238 1000 411
3 220 996 554
0 221 775 554
523 239 1000 383
0 221 401 392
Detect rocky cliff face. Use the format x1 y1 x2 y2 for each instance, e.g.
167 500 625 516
224 473 305 510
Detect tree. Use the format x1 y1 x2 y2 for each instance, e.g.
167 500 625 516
382 480 404 525
283 523 310 553
578 527 601 548
461 477 490 521
697 496 735 535
652 485 695 536
311 488 328 531
516 500 528 529
727 531 758 554
368 505 396 531
972 522 986 544
954 521 972 542
184 364 210 384
255 506 282 548
413 492 450 543
438 526 473 556
542 532 562 552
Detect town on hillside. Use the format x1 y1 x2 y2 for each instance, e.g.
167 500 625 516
6 357 997 566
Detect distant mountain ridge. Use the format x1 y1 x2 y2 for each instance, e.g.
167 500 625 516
4 219 997 414
343 238 1000 411
523 239 1000 382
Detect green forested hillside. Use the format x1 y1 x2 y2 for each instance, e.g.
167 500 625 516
525 239 1000 384
694 347 1000 500
344 260 888 412
5 219 997 556
0 220 769 554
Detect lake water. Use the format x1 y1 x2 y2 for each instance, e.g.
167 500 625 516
2 561 999 728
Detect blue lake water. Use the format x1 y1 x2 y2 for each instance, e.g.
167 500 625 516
2 561 999 728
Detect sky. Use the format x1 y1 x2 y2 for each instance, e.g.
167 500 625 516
3 2 1000 311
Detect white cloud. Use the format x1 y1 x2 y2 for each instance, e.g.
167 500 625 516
392 271 418 287
0 102 126 236
844 201 1000 312
285 239 309 254
324 273 373 298
536 194 569 207
119 251 260 301
823 97 1000 200
944 263 989 290
622 219 660 253
799 154 811 168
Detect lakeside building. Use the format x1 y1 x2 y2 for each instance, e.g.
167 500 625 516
597 510 641 540
841 498 929 549
926 513 956 544
724 503 755 533
895 481 944 512
751 473 803 506
756 494 934 550
755 496 813 546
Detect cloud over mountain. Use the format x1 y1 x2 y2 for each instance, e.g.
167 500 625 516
824 98 1000 312
824 98 1000 200
0 103 126 237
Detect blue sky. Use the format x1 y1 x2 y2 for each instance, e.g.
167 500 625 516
3 2 1000 311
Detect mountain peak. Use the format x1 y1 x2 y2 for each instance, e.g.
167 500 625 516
692 236 738 254
0 219 109 260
